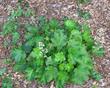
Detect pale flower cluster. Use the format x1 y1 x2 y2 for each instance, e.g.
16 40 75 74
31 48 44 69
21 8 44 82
38 42 48 58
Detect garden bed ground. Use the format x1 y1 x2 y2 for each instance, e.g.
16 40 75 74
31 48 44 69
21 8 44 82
0 0 110 88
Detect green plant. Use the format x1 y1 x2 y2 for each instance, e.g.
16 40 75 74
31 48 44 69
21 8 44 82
78 0 92 4
2 1 104 88
91 70 102 81
2 76 13 88
77 9 91 20
0 68 6 76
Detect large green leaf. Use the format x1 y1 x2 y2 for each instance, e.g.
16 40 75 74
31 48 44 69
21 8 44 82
23 36 43 53
56 71 69 88
45 66 58 82
68 39 82 58
25 68 35 80
25 24 38 33
70 30 82 42
24 36 43 47
71 65 90 85
11 48 26 62
24 32 34 41
22 44 33 54
51 29 67 50
13 62 27 72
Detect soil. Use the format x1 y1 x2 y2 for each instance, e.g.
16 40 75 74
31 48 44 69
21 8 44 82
0 0 110 88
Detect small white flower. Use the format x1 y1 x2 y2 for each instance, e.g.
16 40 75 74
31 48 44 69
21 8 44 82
44 55 47 58
45 49 48 53
38 42 45 47
41 49 45 52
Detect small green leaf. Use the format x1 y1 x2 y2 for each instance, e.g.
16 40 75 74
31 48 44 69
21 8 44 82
78 9 91 20
0 68 7 76
65 63 73 72
59 63 65 71
68 54 76 65
46 56 54 66
3 21 17 35
91 70 102 81
59 63 73 72
49 18 59 29
2 77 13 88
82 23 91 33
78 0 91 4
15 5 23 17
64 20 76 30
24 32 34 40
18 0 23 3
82 31 94 49
31 48 43 59
10 5 23 18
55 52 65 63
92 46 104 57
12 32 20 44
38 16 47 29
24 8 33 17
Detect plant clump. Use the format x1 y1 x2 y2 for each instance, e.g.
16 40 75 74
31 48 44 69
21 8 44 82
1 1 104 88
